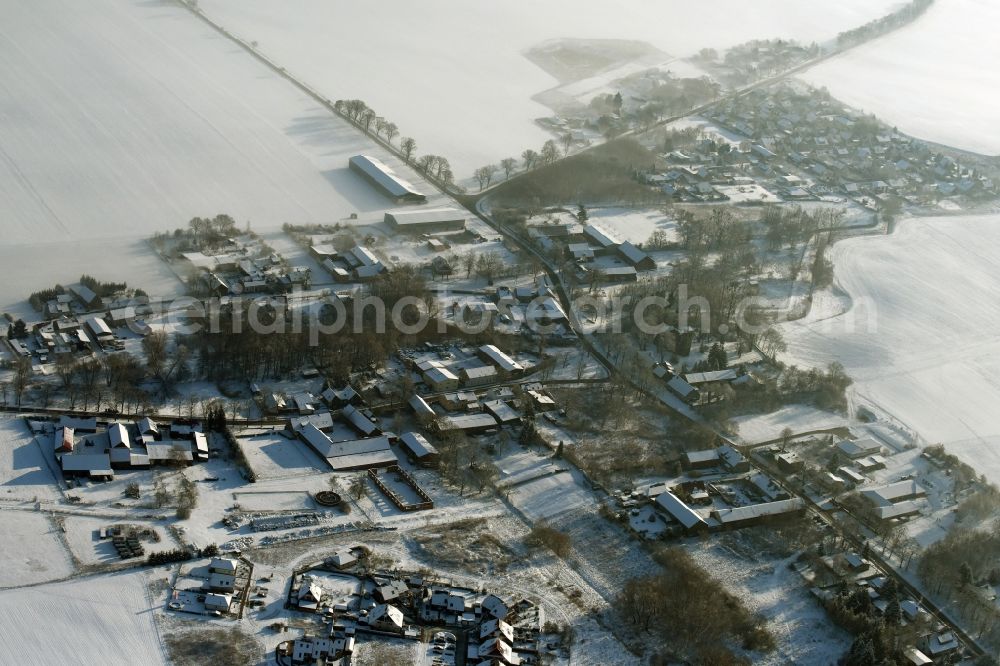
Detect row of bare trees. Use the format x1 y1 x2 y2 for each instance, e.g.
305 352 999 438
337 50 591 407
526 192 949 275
333 99 455 186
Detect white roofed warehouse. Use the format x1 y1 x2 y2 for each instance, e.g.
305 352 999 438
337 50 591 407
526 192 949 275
348 155 426 203
384 208 466 233
478 344 524 376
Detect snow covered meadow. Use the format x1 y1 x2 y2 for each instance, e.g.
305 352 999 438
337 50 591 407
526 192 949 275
196 0 900 176
0 0 445 308
798 0 1000 156
781 214 1000 485
0 570 166 666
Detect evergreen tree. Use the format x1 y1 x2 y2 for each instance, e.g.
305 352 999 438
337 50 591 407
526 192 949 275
884 599 901 626
554 441 564 459
844 635 875 666
959 561 974 587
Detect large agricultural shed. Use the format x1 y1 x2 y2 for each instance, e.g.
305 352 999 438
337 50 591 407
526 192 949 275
348 155 426 203
385 207 466 233
296 423 396 470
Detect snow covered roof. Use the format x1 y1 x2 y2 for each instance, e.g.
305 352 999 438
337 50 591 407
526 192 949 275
711 498 805 525
399 432 438 459
60 453 112 475
107 423 130 449
408 394 436 418
836 437 882 458
684 369 738 385
369 603 404 628
483 399 520 424
582 224 619 248
349 155 424 200
861 480 926 506
341 404 380 436
654 491 707 530
479 344 523 373
384 207 465 226
667 375 698 398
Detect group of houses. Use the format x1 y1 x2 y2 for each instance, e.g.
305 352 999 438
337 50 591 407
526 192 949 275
285 565 542 666
702 83 996 208
51 416 208 481
808 551 965 665
182 239 310 297
526 214 657 284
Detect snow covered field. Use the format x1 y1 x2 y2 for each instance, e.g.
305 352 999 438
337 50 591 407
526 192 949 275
0 570 166 666
733 406 849 445
781 214 1000 485
798 0 1000 156
0 418 62 502
0 0 448 313
196 0 899 175
587 207 677 245
689 540 851 665
0 511 74 588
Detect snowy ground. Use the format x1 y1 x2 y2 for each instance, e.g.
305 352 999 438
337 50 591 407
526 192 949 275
0 510 74 588
586 207 677 245
0 569 167 666
733 405 849 444
781 214 1000 485
798 0 1000 156
688 538 852 665
196 0 900 176
0 418 63 502
0 0 452 314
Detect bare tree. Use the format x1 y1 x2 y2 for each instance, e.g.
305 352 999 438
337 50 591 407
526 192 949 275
540 139 560 165
12 356 31 406
521 149 538 170
384 122 398 144
400 137 417 163
360 108 376 134
561 132 573 155
349 474 367 500
474 164 497 191
374 116 387 138
500 157 517 180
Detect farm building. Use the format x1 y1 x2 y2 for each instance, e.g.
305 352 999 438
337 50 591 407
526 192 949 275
654 491 708 533
85 316 113 342
596 266 638 283
478 344 524 375
61 453 114 480
711 498 805 529
667 375 699 403
461 365 498 387
341 404 381 437
423 365 460 392
384 208 466 233
483 399 520 424
683 449 719 470
54 426 74 453
399 432 439 467
861 480 927 507
718 444 750 472
582 224 619 253
408 394 437 423
348 155 425 203
436 413 498 434
836 437 883 459
296 424 396 471
615 241 656 271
